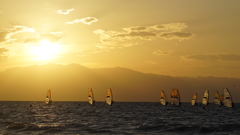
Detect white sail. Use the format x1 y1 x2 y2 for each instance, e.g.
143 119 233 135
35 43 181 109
191 93 197 106
160 90 167 105
88 88 95 105
106 88 113 105
45 89 52 105
170 89 180 106
213 90 221 106
222 88 233 108
202 89 209 105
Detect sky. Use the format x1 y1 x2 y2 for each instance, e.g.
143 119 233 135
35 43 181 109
1 0 240 78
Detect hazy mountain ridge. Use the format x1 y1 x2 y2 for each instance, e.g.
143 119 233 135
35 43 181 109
0 64 239 102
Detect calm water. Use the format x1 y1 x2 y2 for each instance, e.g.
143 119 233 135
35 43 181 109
0 101 239 135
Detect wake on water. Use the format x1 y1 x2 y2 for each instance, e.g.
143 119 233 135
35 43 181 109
0 101 240 134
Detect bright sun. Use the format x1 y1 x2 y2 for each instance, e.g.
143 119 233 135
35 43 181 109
30 40 60 60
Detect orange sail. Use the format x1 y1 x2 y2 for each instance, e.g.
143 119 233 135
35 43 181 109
46 89 51 98
88 88 95 105
106 88 113 98
160 90 166 99
214 91 220 99
170 89 180 106
88 88 93 97
106 88 113 105
45 89 52 104
192 93 197 100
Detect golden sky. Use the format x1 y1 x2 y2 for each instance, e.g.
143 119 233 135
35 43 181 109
1 0 240 78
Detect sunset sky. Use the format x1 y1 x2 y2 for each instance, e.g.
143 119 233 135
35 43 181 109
1 0 240 78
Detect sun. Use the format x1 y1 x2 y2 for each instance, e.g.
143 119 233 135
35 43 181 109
30 40 60 60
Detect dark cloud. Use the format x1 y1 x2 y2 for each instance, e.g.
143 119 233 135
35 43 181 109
0 48 9 54
219 54 240 61
156 25 165 29
184 54 240 61
160 32 195 40
25 34 62 43
130 26 147 31
117 31 156 37
82 17 97 24
94 23 195 49
0 32 7 43
0 48 8 61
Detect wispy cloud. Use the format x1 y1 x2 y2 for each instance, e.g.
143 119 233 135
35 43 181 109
66 17 98 25
24 34 62 44
0 25 36 44
0 25 63 45
57 8 74 15
183 53 240 61
93 23 195 49
153 50 173 56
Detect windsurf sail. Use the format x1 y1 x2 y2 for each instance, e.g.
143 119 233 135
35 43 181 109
160 90 167 105
88 88 95 105
106 88 113 105
45 89 52 105
202 89 209 105
220 93 224 104
170 89 180 106
191 93 197 106
222 88 233 108
213 90 221 106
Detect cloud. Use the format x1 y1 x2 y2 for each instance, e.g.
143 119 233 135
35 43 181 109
0 25 36 44
24 34 62 44
0 11 4 14
159 32 195 41
93 29 140 49
0 48 9 54
66 17 98 25
1 25 63 47
183 53 240 61
130 26 147 31
153 50 173 56
57 8 74 15
93 23 195 50
117 31 157 38
0 32 8 43
0 48 9 61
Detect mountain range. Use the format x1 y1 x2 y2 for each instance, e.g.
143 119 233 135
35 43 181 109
0 63 239 102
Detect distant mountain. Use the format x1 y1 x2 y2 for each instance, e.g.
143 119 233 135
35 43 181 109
0 63 239 102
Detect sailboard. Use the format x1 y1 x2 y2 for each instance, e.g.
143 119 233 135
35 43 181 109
88 88 95 105
213 90 221 106
170 89 180 106
222 88 233 108
45 89 52 105
191 93 197 106
202 89 209 105
160 90 168 105
106 88 113 105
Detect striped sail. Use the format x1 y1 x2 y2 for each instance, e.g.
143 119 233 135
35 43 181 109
202 89 209 105
160 90 167 105
191 93 197 106
170 89 180 106
106 88 113 105
222 88 233 108
45 89 52 104
213 90 221 106
88 88 95 105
